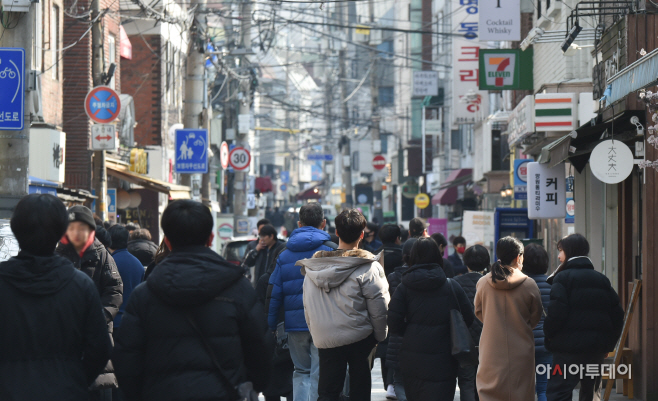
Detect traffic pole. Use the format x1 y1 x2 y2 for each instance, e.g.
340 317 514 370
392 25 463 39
232 0 252 232
182 0 207 197
91 0 107 220
0 4 33 216
369 0 383 224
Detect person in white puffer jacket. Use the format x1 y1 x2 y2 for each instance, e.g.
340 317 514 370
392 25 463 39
297 208 390 401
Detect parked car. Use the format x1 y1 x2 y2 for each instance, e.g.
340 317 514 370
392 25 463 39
221 236 257 266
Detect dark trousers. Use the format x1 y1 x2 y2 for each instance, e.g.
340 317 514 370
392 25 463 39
457 362 479 401
318 334 377 401
546 352 606 401
89 389 112 401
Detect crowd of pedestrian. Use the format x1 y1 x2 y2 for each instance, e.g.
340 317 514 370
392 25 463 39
0 195 625 401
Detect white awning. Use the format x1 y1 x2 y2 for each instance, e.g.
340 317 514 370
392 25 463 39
607 47 658 104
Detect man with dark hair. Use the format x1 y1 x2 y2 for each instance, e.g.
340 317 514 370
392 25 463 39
430 232 456 278
108 225 144 329
242 218 275 269
298 209 389 401
363 222 382 252
127 228 158 266
448 236 467 275
268 202 336 401
454 244 489 401
56 205 123 399
125 222 140 234
408 218 428 238
377 224 403 277
114 200 273 401
252 224 286 286
0 194 111 400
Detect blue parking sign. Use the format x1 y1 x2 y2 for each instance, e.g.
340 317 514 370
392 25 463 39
0 48 25 130
175 129 208 173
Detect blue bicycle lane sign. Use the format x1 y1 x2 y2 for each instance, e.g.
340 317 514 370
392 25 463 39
0 48 25 130
175 129 209 174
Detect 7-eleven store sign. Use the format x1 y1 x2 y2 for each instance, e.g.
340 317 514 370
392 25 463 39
534 93 579 132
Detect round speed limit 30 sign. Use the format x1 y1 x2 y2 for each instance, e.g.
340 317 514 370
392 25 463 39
229 147 251 171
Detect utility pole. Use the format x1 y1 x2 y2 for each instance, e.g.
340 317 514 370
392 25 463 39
339 49 352 208
91 0 108 220
0 5 33 216
232 0 252 225
369 0 383 224
182 0 207 198
338 1 352 208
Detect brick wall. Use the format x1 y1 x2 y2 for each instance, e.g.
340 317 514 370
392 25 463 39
62 0 120 190
120 34 162 146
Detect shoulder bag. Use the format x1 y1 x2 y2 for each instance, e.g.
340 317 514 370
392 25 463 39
185 311 259 401
447 278 479 367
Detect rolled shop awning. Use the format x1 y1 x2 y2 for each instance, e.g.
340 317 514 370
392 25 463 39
431 168 472 205
537 131 578 168
106 159 191 199
607 47 658 104
255 176 273 193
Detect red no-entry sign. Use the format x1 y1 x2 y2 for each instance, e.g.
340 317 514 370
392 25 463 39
373 155 386 170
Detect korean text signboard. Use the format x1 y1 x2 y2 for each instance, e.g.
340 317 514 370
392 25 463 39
513 159 531 200
0 48 24 130
413 71 439 97
452 0 489 126
175 129 208 174
527 162 566 220
478 0 521 41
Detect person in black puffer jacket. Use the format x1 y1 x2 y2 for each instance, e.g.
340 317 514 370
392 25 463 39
113 200 273 401
388 238 474 401
385 238 417 401
127 229 158 266
56 206 123 399
522 244 552 401
453 245 488 401
0 194 112 401
544 234 624 401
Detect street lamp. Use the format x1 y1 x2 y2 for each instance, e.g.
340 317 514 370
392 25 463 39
506 186 513 197
500 184 513 197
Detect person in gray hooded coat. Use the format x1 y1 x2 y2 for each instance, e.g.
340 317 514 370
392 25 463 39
298 209 389 401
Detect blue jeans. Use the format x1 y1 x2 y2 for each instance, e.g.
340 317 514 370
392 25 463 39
536 353 553 401
288 331 320 401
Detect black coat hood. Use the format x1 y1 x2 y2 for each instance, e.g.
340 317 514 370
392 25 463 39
402 263 447 291
147 246 244 307
0 252 77 295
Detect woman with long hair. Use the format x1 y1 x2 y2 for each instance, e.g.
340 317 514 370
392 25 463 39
387 238 474 401
544 234 624 401
474 236 543 401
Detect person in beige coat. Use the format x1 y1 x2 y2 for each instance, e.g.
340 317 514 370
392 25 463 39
474 236 543 401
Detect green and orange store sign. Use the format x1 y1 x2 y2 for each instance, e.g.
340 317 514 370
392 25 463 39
478 49 534 91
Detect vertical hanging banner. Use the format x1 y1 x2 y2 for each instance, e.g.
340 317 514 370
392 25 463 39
452 0 489 126
478 0 521 41
527 162 567 220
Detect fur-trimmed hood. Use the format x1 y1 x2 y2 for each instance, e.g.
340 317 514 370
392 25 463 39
297 249 381 292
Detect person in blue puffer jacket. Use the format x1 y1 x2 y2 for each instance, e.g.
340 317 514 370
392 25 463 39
522 243 552 401
268 202 337 401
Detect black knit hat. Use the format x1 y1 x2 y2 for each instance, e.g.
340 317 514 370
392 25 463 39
67 205 96 231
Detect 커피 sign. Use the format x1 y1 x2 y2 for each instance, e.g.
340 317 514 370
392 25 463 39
527 162 566 219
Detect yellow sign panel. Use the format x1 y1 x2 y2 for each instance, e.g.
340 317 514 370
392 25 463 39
355 25 371 35
130 148 148 175
414 193 430 209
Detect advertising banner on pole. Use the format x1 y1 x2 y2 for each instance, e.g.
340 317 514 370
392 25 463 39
451 0 489 126
427 218 448 257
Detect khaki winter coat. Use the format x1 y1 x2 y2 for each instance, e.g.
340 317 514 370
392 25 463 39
474 269 543 401
297 249 390 349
